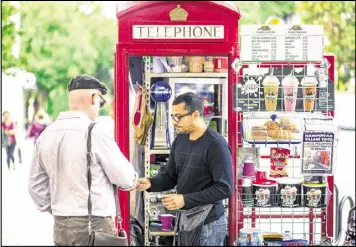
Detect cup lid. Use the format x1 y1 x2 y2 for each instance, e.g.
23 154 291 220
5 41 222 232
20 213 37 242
302 182 327 187
278 178 302 184
252 179 278 186
160 214 174 217
282 74 299 86
262 75 280 85
301 76 318 86
244 159 254 164
242 178 252 186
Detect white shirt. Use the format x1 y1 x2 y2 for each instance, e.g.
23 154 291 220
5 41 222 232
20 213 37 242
28 111 138 217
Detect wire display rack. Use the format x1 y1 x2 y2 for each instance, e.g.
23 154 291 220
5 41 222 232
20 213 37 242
234 59 336 245
236 187 331 245
234 60 332 113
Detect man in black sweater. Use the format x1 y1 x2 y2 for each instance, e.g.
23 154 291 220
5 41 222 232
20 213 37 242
136 92 233 246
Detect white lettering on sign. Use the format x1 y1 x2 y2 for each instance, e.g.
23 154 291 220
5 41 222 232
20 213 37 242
132 25 224 39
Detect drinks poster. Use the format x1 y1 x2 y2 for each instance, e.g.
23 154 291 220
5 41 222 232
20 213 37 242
234 66 334 112
301 131 334 175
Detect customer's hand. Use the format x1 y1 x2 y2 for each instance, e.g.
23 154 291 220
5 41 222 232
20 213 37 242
136 177 151 191
162 194 185 211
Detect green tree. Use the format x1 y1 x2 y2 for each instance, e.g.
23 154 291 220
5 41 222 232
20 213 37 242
19 1 116 118
296 1 355 91
234 1 295 25
1 1 19 70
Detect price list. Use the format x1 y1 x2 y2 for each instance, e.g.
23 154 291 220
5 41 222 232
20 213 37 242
250 36 280 61
240 25 324 62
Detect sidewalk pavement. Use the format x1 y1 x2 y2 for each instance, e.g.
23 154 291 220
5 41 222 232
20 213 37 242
1 138 54 246
335 92 355 130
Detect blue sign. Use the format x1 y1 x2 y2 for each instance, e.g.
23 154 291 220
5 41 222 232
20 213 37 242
151 81 172 103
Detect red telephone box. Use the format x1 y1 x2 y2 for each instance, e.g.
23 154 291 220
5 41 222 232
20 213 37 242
115 1 240 245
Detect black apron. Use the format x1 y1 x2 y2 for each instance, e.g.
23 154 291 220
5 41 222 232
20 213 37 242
174 204 214 246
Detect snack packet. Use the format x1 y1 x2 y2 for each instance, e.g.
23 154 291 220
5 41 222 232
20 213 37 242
282 239 308 246
270 148 290 178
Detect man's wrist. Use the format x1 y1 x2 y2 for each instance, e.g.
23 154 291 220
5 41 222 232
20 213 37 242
148 178 152 189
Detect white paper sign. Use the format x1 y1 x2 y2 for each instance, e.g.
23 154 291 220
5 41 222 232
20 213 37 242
302 131 334 175
132 25 224 39
240 25 324 62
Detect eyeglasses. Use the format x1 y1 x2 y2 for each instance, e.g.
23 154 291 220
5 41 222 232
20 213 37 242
92 94 106 108
170 111 194 122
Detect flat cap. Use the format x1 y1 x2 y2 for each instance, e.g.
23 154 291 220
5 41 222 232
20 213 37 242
67 74 108 95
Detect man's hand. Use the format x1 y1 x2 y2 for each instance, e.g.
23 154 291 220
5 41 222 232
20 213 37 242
162 194 185 211
136 177 151 191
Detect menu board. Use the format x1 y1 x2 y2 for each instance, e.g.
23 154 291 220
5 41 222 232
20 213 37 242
240 25 324 62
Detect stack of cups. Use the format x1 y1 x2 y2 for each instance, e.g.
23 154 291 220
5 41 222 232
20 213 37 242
242 178 254 207
242 159 255 207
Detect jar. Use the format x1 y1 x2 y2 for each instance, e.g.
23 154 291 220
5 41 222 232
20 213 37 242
213 57 228 72
189 56 204 73
204 57 214 73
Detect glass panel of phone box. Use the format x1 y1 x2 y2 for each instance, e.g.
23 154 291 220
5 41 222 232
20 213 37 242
234 60 337 246
129 56 229 246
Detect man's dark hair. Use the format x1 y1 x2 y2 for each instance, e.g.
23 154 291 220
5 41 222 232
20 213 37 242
172 92 204 116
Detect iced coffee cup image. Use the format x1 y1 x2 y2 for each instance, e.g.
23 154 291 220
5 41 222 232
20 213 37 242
282 74 299 112
301 76 318 112
262 75 280 112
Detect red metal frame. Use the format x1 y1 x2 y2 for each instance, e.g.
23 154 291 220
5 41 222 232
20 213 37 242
235 55 336 244
325 55 335 239
115 2 240 246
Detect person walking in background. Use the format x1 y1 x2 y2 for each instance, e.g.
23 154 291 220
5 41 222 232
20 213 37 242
28 109 49 143
28 74 138 246
14 121 23 164
2 111 17 171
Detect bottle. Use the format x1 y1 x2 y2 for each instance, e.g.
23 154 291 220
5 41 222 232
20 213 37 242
283 230 292 241
204 56 214 73
238 232 249 246
250 232 260 246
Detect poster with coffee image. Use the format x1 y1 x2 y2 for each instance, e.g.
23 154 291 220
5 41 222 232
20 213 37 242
234 66 334 112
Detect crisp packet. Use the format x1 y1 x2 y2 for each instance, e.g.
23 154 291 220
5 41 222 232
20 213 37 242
281 239 308 246
270 148 290 178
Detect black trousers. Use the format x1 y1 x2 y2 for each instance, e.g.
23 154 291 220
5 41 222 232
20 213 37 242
5 142 16 169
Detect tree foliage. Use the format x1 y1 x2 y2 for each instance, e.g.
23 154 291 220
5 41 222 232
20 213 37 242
19 1 116 117
296 1 355 89
235 1 355 91
234 1 295 25
1 1 19 70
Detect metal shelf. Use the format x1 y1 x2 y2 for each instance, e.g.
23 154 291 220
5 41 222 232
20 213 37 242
149 149 171 154
151 72 228 78
149 226 176 237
